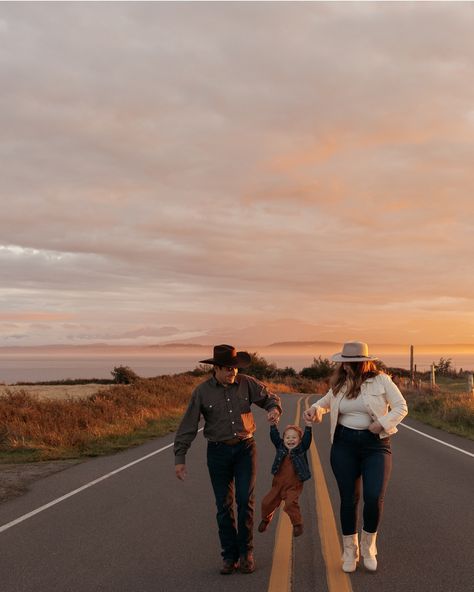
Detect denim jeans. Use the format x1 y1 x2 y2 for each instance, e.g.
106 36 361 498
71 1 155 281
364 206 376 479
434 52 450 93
206 438 256 561
330 424 392 535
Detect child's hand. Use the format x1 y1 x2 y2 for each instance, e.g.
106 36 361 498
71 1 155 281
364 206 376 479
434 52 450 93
304 418 313 427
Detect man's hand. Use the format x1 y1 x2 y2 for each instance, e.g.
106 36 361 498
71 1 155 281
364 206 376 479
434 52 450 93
267 408 281 425
175 464 187 481
368 420 383 434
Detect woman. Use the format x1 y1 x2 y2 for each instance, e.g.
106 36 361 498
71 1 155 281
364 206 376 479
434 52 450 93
303 341 408 573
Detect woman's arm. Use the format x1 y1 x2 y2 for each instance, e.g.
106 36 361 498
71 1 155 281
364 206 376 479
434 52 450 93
377 374 408 433
303 389 332 423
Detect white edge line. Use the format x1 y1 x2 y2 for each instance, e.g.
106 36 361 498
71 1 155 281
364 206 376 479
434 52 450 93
400 423 474 458
0 428 203 534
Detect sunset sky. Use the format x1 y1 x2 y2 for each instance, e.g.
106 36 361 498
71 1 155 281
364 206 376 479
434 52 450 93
1 2 473 348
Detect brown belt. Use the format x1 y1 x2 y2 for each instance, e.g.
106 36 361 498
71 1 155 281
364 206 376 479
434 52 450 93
220 436 252 446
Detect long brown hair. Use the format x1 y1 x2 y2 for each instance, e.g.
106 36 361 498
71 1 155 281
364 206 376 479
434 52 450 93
330 361 381 399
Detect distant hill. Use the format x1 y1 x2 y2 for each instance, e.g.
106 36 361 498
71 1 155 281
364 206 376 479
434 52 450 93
147 343 210 350
261 341 474 353
262 340 340 350
0 341 473 355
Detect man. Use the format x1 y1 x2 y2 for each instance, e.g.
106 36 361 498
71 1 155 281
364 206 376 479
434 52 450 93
174 344 282 575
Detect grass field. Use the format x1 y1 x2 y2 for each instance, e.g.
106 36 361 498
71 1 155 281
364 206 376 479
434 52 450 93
0 375 203 463
430 375 472 394
0 373 472 466
403 377 474 440
0 383 112 401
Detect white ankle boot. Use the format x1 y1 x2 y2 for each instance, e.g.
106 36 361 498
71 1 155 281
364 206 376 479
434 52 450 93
360 530 377 571
341 533 359 572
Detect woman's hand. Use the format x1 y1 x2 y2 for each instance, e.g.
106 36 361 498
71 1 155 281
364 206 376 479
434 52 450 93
303 407 316 423
368 420 383 434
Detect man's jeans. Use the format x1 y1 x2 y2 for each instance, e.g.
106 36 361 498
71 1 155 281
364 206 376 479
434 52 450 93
207 438 256 561
330 424 392 535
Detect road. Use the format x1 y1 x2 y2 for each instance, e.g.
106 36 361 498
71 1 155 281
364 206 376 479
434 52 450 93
0 392 473 592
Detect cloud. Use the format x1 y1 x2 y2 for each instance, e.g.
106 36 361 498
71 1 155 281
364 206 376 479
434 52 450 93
0 311 74 322
0 2 473 346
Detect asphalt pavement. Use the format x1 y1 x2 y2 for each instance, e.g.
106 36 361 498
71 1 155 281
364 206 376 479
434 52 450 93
0 392 472 592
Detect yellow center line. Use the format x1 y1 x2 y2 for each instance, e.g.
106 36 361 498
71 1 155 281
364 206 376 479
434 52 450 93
305 397 353 592
267 396 301 592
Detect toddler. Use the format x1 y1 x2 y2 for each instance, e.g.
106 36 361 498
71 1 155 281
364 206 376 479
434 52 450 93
258 419 312 537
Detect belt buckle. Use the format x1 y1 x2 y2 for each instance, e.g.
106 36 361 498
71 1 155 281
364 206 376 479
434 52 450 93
223 436 241 445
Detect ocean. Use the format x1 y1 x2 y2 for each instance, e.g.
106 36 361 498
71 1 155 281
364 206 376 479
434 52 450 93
1 352 473 383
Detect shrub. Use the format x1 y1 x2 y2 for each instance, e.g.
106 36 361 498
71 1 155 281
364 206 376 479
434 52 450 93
245 353 278 380
272 366 297 379
300 356 334 380
111 365 140 384
188 364 212 377
434 357 457 377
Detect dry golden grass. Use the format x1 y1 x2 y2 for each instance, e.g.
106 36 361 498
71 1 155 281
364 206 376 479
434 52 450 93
2 371 471 465
0 384 112 401
403 385 474 439
0 374 203 461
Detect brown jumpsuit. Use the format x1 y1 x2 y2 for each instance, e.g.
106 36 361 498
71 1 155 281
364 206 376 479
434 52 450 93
261 455 304 526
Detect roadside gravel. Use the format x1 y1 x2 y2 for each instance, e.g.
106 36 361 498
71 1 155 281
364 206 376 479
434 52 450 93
0 460 83 503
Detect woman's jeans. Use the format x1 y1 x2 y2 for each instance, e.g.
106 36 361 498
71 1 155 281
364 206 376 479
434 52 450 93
330 424 392 535
207 438 256 561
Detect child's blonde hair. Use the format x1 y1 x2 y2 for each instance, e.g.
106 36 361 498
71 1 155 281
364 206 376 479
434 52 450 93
283 424 303 439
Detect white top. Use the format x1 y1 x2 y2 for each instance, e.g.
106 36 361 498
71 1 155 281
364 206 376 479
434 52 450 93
338 394 372 429
310 373 408 443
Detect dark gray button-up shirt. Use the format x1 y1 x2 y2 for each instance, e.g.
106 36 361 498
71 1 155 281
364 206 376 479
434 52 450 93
174 374 282 465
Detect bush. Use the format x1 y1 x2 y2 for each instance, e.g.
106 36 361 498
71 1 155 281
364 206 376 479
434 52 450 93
245 353 278 380
300 356 334 380
188 364 212 377
272 366 297 379
111 366 140 384
434 357 457 377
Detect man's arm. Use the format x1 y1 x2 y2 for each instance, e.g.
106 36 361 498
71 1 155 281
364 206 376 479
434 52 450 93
173 389 201 479
175 464 187 481
245 375 282 419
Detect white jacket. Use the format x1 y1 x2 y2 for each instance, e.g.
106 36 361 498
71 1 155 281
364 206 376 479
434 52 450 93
311 373 408 442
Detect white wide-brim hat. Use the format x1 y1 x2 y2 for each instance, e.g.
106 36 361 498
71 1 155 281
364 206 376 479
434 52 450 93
332 341 378 363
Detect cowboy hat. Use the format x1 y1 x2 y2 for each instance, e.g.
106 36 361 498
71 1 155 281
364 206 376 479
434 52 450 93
200 344 252 368
331 341 377 363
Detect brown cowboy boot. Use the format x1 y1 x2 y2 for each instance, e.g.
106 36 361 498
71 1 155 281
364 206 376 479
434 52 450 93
239 553 255 574
219 559 238 575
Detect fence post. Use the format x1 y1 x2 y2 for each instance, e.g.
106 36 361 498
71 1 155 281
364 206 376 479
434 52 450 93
468 373 474 396
410 345 414 386
430 363 436 388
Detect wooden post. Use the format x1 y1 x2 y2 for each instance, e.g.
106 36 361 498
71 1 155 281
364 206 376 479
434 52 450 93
430 363 436 388
410 345 414 386
468 373 474 396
